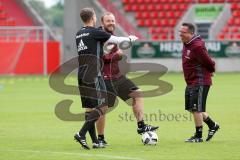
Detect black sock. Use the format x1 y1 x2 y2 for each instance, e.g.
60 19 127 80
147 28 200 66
79 120 95 137
88 123 98 143
79 111 99 137
98 134 104 140
85 112 98 143
204 116 215 129
195 126 203 138
137 120 145 128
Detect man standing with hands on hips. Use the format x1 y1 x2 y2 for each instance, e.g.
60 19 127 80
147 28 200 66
179 23 220 143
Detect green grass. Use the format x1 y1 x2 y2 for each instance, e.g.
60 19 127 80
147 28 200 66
0 73 240 160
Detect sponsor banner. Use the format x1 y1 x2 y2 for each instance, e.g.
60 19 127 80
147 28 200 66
131 41 240 58
195 4 223 21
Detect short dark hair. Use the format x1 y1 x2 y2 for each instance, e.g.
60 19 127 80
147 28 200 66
80 8 95 23
182 23 195 34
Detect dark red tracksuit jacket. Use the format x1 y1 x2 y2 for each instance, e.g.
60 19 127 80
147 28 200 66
97 26 122 80
182 35 215 86
102 43 122 80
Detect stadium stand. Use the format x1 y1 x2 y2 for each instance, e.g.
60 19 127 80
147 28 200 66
0 0 33 26
218 2 240 40
0 0 60 75
120 0 240 40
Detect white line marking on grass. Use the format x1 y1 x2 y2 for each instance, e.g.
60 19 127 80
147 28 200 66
0 149 144 160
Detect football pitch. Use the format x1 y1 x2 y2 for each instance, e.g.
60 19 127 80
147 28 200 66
0 73 240 160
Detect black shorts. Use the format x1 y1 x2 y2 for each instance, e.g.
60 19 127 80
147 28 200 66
185 85 210 112
78 76 108 108
104 75 139 107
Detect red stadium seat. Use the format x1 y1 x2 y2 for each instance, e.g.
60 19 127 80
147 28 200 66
158 12 166 18
152 19 159 26
150 11 158 18
175 11 182 18
151 35 159 40
232 11 238 17
139 4 147 11
222 26 229 32
166 12 174 18
131 4 140 11
217 34 225 40
160 19 168 26
155 4 163 10
142 12 150 18
160 34 167 40
124 4 131 11
163 4 171 10
169 19 177 27
137 19 145 26
147 4 155 10
236 34 240 39
234 19 240 25
231 27 239 33
180 4 188 10
171 3 180 11
149 27 155 34
231 3 238 10
145 19 152 26
135 12 142 18
227 18 234 25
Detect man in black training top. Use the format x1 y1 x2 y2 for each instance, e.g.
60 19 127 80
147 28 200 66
74 7 138 150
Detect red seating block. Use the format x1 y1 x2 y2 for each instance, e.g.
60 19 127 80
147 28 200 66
123 0 190 40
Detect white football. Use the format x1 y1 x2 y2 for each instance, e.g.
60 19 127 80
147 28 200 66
141 131 158 145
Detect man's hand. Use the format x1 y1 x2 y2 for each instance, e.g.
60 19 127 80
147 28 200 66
128 35 138 42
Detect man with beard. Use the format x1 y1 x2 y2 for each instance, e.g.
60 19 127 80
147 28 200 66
96 12 159 146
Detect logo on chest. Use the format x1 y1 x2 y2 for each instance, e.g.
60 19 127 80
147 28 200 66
185 50 191 59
